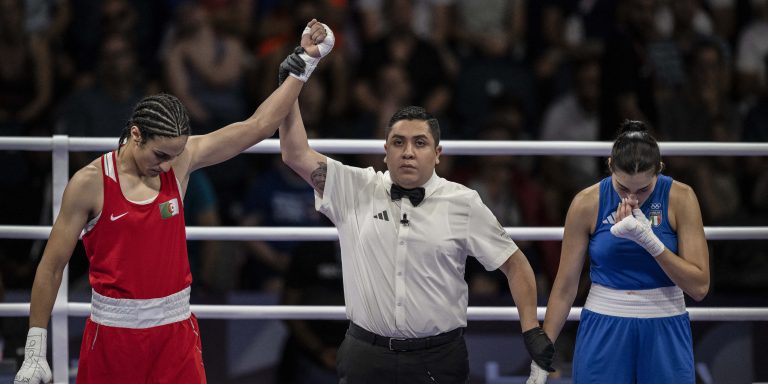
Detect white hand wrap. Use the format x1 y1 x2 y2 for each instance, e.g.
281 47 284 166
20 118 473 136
290 23 335 82
14 327 52 384
610 208 665 257
526 361 550 384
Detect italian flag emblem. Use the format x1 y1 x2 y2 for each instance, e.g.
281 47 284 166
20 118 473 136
649 210 662 227
159 198 179 219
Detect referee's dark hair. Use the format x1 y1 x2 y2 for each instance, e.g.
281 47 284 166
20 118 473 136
386 106 441 146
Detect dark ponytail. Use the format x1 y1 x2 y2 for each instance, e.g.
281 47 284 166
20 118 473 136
609 120 662 175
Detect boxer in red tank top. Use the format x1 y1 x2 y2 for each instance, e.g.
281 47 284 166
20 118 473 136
74 150 202 383
83 151 190 299
15 19 334 384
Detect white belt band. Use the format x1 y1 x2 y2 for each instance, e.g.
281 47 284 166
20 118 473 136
91 287 191 329
584 284 686 318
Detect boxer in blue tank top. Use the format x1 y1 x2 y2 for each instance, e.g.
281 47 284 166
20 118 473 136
526 120 710 384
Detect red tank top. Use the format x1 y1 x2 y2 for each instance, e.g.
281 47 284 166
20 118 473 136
82 151 192 299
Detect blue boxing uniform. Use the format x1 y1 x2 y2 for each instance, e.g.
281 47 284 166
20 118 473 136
573 175 694 383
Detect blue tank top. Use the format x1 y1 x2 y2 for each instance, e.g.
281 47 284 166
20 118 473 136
588 175 678 289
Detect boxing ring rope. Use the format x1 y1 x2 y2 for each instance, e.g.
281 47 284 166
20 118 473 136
2 225 767 241
1 136 767 383
3 136 768 156
2 303 768 322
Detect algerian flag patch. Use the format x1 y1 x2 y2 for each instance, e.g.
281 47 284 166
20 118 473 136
159 198 179 219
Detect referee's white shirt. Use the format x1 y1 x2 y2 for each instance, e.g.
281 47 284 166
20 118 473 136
316 158 519 338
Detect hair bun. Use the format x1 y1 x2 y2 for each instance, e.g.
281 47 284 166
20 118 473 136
619 119 650 134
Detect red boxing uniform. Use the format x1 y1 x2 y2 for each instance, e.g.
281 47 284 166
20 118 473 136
77 151 205 383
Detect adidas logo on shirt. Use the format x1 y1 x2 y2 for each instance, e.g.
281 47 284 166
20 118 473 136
373 210 390 221
602 211 617 225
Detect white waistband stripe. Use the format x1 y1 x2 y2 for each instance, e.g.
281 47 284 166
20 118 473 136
90 287 191 329
584 284 686 318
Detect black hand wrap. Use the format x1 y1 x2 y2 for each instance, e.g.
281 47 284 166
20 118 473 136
278 46 307 85
523 326 555 372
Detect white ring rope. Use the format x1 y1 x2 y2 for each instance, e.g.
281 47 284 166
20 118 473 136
1 303 766 321
1 137 768 156
1 225 767 241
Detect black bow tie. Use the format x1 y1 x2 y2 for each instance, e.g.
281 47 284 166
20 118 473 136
390 184 425 206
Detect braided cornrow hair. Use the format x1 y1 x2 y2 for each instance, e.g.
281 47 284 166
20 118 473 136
118 94 191 151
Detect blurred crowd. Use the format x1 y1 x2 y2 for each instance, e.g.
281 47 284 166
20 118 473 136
1 0 767 379
3 0 768 302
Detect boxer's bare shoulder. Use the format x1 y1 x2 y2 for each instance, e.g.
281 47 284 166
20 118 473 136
66 158 105 219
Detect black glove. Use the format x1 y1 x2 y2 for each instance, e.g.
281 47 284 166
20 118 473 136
523 326 555 372
278 46 307 85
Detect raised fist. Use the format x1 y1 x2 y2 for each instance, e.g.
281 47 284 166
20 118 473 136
286 19 335 83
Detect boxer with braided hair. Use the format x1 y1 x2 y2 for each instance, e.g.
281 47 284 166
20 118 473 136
15 19 334 384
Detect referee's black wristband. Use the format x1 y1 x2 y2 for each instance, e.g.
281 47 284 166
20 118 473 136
523 326 555 372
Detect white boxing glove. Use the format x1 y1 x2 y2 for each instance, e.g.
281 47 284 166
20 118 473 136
291 22 335 82
610 208 665 257
14 327 52 384
526 361 550 384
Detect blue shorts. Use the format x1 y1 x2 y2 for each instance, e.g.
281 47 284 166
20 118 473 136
573 309 694 384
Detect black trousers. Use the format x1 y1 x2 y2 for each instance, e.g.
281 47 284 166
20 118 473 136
336 326 470 384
